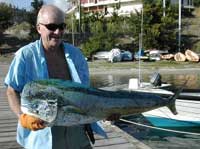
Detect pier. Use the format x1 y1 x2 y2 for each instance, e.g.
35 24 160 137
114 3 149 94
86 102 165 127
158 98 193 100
0 63 150 149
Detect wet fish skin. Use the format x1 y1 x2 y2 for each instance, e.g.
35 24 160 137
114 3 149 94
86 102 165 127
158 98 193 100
21 79 177 126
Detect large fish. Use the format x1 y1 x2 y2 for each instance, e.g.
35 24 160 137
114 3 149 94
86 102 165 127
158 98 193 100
21 79 179 126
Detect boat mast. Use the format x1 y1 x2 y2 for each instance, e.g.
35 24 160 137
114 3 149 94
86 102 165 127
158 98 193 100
163 0 166 17
178 0 181 52
138 6 143 86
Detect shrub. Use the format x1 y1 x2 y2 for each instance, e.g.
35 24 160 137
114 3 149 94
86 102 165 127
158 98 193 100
4 22 31 39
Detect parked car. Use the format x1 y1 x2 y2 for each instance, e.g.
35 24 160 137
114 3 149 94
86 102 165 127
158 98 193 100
149 53 161 61
149 50 168 61
121 50 133 61
92 51 110 60
134 49 149 61
93 49 133 62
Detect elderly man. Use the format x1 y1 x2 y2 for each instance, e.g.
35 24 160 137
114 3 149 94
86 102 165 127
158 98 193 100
5 5 93 149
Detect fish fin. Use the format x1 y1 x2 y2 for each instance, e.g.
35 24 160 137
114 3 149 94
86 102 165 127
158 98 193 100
167 79 188 115
85 124 95 144
167 102 178 115
91 121 108 138
169 87 184 100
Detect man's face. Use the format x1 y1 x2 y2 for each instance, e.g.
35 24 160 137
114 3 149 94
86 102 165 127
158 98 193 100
37 13 65 50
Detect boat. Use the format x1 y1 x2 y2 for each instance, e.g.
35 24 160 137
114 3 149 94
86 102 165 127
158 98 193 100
128 76 173 97
102 71 200 128
142 2 200 127
102 83 200 127
185 49 199 62
132 85 200 127
173 50 199 62
121 3 199 127
161 54 174 60
142 95 200 127
108 48 122 63
174 52 186 62
129 7 172 96
128 74 200 127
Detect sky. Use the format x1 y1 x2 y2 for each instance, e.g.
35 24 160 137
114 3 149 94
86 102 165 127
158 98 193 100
0 0 72 11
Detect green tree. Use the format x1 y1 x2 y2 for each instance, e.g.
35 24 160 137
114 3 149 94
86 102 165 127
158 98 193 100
126 11 143 50
0 3 13 30
81 21 106 57
194 0 200 7
80 11 122 57
80 0 179 56
80 4 135 56
28 0 43 39
141 0 178 51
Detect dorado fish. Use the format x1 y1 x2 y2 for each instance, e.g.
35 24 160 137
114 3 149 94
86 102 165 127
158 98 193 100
21 79 179 126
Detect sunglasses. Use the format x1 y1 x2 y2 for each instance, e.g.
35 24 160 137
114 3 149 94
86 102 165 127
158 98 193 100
39 23 66 31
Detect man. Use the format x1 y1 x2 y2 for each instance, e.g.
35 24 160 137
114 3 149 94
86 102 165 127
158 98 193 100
5 5 93 149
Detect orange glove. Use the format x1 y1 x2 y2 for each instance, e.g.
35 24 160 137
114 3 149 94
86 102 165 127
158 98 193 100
19 114 46 131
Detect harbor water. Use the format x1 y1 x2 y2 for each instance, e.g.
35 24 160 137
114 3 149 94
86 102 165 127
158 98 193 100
90 73 200 89
90 73 200 149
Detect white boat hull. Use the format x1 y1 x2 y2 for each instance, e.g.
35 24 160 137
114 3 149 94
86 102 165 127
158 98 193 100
143 99 200 127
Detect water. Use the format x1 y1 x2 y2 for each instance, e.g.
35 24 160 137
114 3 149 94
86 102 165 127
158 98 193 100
90 73 200 149
90 73 200 89
115 116 200 149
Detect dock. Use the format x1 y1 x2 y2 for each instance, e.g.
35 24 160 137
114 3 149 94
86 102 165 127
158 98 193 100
93 121 151 149
0 85 150 149
0 63 150 149
0 86 22 149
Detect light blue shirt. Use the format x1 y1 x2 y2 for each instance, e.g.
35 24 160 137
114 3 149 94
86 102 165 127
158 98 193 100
4 39 106 149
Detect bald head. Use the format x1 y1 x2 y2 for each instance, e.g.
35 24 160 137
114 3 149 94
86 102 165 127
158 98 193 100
37 5 65 25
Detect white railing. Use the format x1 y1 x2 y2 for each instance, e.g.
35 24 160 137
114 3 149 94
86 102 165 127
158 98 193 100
81 0 137 7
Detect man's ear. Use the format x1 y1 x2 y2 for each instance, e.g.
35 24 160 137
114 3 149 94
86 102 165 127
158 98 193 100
36 24 41 34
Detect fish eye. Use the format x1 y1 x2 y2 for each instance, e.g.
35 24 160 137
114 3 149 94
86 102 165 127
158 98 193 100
32 104 38 109
48 101 55 104
48 99 57 104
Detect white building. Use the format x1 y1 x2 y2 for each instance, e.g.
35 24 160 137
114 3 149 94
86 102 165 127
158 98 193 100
66 0 195 16
81 0 142 15
80 0 142 16
170 0 194 8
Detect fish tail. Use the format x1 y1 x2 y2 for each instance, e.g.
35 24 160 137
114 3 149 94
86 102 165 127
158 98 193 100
167 87 183 115
167 101 177 115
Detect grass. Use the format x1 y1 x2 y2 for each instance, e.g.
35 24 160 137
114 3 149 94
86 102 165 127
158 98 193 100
88 60 200 70
1 53 200 71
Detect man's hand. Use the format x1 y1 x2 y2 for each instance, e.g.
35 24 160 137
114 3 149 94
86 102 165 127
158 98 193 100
19 114 46 131
106 113 121 121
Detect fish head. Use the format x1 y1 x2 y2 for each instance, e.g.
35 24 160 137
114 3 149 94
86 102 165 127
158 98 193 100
21 98 58 124
21 81 58 124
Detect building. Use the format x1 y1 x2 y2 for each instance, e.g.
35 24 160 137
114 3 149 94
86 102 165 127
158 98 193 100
170 0 194 8
80 0 142 16
66 0 195 16
79 0 142 16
